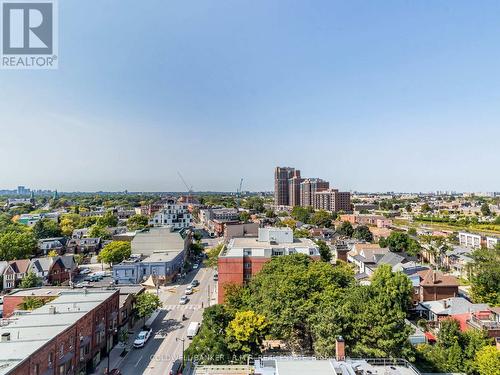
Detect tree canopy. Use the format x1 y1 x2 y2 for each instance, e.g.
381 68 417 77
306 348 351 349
134 293 162 323
352 225 373 242
0 230 37 260
97 241 131 265
32 218 62 239
469 247 500 306
20 272 42 288
336 221 354 237
127 214 149 230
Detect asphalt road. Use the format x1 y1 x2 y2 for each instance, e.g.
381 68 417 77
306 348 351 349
118 265 217 375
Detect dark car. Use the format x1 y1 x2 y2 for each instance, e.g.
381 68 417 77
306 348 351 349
169 359 182 375
109 369 121 375
191 279 200 287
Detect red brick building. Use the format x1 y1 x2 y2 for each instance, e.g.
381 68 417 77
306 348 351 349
0 289 119 375
218 228 321 303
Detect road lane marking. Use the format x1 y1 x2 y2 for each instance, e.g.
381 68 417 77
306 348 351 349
135 355 143 367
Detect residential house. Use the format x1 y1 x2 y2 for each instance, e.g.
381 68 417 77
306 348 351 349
66 237 101 254
418 297 490 331
2 259 30 290
48 256 77 285
37 237 66 255
466 306 500 338
72 228 88 239
414 269 459 304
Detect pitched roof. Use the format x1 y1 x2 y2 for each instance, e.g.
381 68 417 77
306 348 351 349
8 259 30 273
29 258 53 273
418 269 459 287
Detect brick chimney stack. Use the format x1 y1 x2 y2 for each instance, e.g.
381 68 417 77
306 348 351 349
335 336 345 361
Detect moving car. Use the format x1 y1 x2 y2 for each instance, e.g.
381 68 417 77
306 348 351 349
191 279 200 287
179 295 189 305
187 321 200 339
185 286 193 295
133 328 152 348
192 263 199 270
213 273 218 281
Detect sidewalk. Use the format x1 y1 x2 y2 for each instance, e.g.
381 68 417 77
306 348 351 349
91 320 143 374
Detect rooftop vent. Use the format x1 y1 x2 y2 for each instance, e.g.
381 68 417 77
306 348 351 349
1 332 10 342
48 306 56 315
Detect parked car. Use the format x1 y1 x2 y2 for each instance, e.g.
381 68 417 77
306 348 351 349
185 286 193 295
179 295 189 305
79 268 91 275
75 281 91 288
213 273 218 281
0 296 3 305
169 359 183 375
191 279 200 287
192 263 199 270
133 328 152 348
109 369 122 375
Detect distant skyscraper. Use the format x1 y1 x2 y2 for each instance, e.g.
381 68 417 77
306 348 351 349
274 167 298 206
300 178 329 207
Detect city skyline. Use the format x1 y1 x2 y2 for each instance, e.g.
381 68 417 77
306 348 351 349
2 1 500 192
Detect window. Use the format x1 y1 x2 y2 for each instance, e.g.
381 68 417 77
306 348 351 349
59 344 64 358
34 364 40 375
244 263 251 269
48 353 53 367
243 249 252 256
59 364 65 375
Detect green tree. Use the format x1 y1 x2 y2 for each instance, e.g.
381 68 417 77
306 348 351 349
87 224 110 239
316 240 332 262
239 212 251 223
59 214 81 236
480 203 492 217
421 203 432 213
134 293 162 324
469 247 500 305
352 225 373 242
226 310 269 355
97 241 131 265
20 272 42 288
475 346 500 375
310 210 334 228
19 296 52 310
407 227 417 236
205 243 224 268
336 221 354 237
96 211 118 227
32 218 62 239
185 305 234 364
127 214 149 230
47 249 58 257
291 206 313 223
438 319 461 348
384 232 414 253
0 231 37 260
190 241 204 257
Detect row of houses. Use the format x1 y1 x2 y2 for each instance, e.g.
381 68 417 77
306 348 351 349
0 256 77 291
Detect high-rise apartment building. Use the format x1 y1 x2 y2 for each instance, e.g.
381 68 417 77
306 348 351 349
313 189 352 212
288 170 303 207
274 167 298 206
300 178 329 207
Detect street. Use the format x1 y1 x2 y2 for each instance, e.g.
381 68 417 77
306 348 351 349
116 264 217 375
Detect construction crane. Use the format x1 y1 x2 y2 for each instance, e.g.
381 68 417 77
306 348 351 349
177 171 193 203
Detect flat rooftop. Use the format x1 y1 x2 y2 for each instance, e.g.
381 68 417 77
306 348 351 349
221 237 318 258
254 358 421 375
131 227 185 255
0 289 117 375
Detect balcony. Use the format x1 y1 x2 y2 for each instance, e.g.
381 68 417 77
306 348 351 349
467 314 500 337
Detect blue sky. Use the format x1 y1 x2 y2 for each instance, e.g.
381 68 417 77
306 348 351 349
1 0 499 192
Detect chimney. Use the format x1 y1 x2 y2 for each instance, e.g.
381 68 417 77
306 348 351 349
48 306 56 315
1 333 10 342
432 271 437 284
335 336 345 361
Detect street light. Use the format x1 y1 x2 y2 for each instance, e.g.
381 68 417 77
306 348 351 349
176 337 185 368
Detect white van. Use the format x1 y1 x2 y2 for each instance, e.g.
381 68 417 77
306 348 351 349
187 321 200 339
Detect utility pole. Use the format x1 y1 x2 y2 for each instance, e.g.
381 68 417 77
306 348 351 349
207 284 210 307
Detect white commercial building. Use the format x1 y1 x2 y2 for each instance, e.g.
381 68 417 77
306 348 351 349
486 236 499 249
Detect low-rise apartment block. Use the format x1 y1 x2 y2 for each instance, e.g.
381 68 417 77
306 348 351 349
217 227 320 303
0 289 119 375
149 199 193 229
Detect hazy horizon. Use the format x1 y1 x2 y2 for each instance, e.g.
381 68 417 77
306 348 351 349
1 1 499 192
